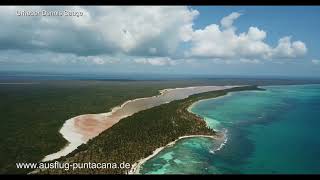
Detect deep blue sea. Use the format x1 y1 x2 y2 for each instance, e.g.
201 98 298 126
140 84 320 174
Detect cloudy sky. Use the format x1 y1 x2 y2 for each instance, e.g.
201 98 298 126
0 6 320 77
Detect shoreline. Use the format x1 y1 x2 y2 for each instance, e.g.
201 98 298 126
42 85 239 162
128 134 220 174
187 92 233 114
129 91 231 174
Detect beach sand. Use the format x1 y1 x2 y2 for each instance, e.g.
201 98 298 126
42 85 239 162
128 134 225 174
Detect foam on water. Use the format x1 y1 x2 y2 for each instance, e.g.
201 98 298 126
140 84 320 174
209 129 228 154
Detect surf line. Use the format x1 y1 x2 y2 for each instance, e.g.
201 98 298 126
128 134 220 174
129 94 232 174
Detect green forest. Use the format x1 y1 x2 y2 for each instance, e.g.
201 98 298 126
2 77 307 174
1 79 262 174
40 85 263 174
0 80 191 174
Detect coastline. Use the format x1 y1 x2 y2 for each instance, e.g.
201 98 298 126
128 84 320 174
128 135 219 174
129 91 231 174
187 92 233 114
42 85 239 162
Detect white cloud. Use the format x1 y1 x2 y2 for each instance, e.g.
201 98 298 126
134 57 176 66
92 57 105 65
220 12 242 29
85 56 105 65
0 6 199 57
0 8 309 67
78 55 120 65
247 27 266 41
312 59 320 65
239 58 261 64
271 36 307 58
149 47 157 54
186 12 307 61
0 50 119 65
209 58 261 65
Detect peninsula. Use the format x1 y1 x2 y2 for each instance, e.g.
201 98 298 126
39 85 263 174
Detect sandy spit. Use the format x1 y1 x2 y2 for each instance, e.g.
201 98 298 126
42 85 239 162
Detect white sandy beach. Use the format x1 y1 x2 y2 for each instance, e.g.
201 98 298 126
42 85 239 162
129 91 233 174
128 134 223 174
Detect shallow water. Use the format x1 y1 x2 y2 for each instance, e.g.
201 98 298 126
140 84 320 174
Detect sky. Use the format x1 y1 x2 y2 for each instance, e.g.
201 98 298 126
0 6 320 77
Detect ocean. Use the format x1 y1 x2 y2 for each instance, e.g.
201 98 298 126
139 84 320 174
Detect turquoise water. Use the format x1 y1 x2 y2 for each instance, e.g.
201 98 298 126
140 85 320 174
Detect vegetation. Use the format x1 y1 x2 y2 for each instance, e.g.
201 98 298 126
40 85 263 174
0 80 198 174
1 76 310 174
